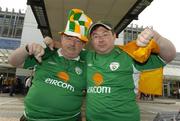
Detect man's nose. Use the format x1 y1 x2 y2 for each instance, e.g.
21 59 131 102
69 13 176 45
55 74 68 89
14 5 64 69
70 40 77 46
98 36 105 41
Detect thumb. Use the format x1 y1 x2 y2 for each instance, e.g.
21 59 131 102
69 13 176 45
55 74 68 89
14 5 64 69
48 43 54 51
35 50 44 63
35 55 42 63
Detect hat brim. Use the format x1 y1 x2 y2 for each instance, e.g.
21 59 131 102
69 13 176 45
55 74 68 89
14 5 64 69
58 31 88 43
89 22 112 35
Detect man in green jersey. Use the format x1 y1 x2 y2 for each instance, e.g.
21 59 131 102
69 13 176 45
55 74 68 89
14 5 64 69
8 9 92 121
84 21 176 121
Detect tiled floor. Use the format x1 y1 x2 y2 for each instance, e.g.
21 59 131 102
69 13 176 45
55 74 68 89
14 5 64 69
0 93 24 121
0 93 179 121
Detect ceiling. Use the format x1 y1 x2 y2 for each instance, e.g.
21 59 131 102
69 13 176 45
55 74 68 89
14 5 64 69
27 0 153 41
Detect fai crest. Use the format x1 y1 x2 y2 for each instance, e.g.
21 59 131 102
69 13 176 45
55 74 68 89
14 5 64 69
75 67 82 75
109 62 119 71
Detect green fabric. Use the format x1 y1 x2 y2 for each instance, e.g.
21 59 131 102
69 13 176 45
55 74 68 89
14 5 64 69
85 47 165 121
23 48 86 121
79 21 85 26
69 21 75 32
134 54 166 71
24 47 56 69
74 13 81 20
68 10 75 19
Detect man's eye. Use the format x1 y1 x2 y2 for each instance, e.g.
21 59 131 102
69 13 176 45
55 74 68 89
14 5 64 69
76 40 81 43
93 35 98 39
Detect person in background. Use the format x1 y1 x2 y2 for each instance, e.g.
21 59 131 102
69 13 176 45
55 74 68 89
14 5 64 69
8 8 92 121
0 74 4 93
9 77 17 96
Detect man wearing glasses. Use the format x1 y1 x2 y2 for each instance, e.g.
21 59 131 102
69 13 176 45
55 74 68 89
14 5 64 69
8 9 92 121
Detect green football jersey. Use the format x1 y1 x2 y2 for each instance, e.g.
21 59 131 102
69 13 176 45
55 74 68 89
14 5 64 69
85 47 165 121
23 48 86 121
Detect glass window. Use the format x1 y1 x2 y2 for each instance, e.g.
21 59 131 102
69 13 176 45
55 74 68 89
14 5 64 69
15 28 22 38
0 17 4 25
2 26 8 37
4 18 10 25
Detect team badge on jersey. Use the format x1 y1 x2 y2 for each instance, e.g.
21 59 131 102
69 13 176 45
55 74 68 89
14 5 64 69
75 67 82 75
109 62 120 71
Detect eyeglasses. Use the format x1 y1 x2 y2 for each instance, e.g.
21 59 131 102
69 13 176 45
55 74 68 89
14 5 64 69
91 32 112 40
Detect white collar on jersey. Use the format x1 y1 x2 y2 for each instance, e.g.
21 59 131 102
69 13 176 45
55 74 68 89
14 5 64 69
57 48 80 61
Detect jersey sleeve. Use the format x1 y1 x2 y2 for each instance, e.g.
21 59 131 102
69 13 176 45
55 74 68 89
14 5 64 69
134 54 166 71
